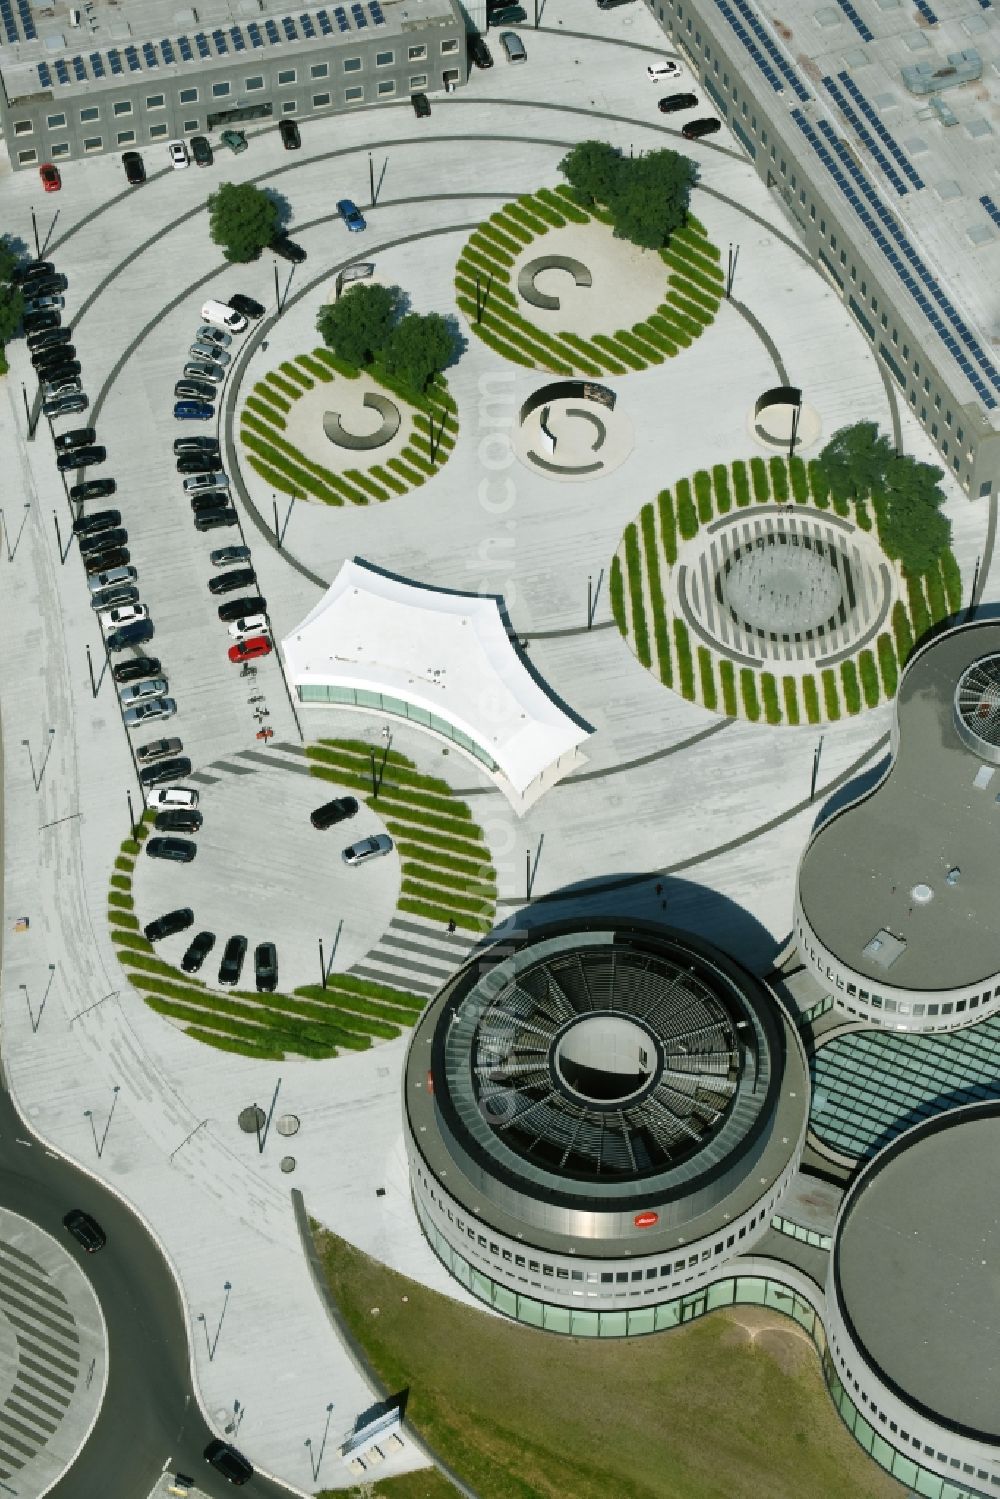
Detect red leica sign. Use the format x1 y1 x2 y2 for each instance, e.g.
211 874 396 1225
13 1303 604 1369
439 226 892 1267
634 1210 659 1229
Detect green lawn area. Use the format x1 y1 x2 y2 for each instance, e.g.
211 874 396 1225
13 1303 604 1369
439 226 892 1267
323 1471 454 1499
312 1230 902 1499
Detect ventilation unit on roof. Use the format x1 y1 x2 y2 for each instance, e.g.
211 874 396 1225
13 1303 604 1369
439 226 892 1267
863 929 907 968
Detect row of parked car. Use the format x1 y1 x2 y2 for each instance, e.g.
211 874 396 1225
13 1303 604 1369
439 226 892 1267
19 259 93 420
647 59 720 138
144 904 277 992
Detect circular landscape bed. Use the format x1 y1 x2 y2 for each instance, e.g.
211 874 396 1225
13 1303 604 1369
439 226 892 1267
455 187 725 376
610 453 964 725
239 346 457 507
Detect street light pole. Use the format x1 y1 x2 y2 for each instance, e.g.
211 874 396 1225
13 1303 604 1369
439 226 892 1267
30 206 39 258
126 788 137 839
810 735 824 803
368 150 375 206
21 383 36 440
318 936 327 990
273 259 281 314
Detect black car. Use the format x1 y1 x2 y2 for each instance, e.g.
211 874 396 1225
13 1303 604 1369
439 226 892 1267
13 259 55 285
682 116 721 139
191 491 230 513
411 92 431 118
218 935 248 986
42 359 82 385
138 755 192 788
208 567 255 596
191 135 214 167
255 942 278 993
279 119 301 150
86 547 131 578
174 435 220 456
469 34 493 67
23 310 60 335
70 478 116 503
182 929 216 974
106 616 150 651
155 808 203 834
177 453 219 474
73 507 121 536
44 392 88 419
228 294 265 320
91 583 140 613
28 325 71 353
33 341 74 369
175 378 217 402
146 836 196 863
194 508 238 532
63 1209 106 1253
311 796 359 830
54 426 96 454
218 595 265 622
79 526 127 556
113 656 161 685
57 444 106 472
270 236 307 264
123 149 146 185
144 907 194 942
136 734 181 763
658 91 698 113
204 1439 253 1486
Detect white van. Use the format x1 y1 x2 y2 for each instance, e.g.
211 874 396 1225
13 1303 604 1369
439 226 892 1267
200 299 247 333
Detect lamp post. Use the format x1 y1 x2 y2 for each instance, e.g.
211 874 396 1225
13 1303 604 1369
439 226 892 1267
273 259 281 314
368 150 375 206
30 205 39 258
126 788 137 839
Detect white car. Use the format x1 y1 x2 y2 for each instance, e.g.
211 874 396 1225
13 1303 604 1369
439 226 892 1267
195 325 232 348
190 342 231 365
227 614 268 639
183 472 229 493
167 140 189 169
146 786 199 810
648 59 682 80
88 565 137 594
101 604 149 630
119 678 168 706
124 698 175 727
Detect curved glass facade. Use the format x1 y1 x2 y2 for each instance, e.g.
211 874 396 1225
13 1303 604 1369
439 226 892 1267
296 683 500 772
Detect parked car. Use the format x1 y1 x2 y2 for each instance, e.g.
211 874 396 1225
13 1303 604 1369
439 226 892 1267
658 91 698 113
492 4 527 22
99 601 145 628
70 478 115 503
23 311 60 336
190 492 231 513
25 292 64 313
194 325 232 348
175 435 220 454
342 833 394 866
123 697 175 727
146 785 198 809
211 544 250 567
220 129 247 154
311 796 359 830
227 616 269 643
218 596 265 623
194 508 237 531
84 545 130 575
190 342 231 366
682 116 721 139
34 346 76 374
73 509 120 537
63 1210 105 1252
218 935 248 986
270 236 307 264
106 618 151 651
14 260 55 284
499 29 526 62
255 942 278 993
209 568 255 595
228 635 271 662
177 453 220 475
43 376 83 399
336 198 366 233
167 139 189 169
183 360 226 384
91 584 139 613
57 444 105 471
25 278 65 299
279 119 301 150
182 930 216 973
42 360 81 383
648 58 683 80
144 907 194 942
469 34 493 67
191 135 213 167
411 92 431 118
174 400 214 421
81 527 128 557
119 677 168 706
204 1439 253 1486
122 150 146 185
92 566 138 595
135 733 181 762
44 392 87 418
141 755 194 791
155 808 203 834
228 294 264 320
54 426 96 454
175 378 217 402
146 835 195 862
597 0 637 7
28 325 71 352
39 162 61 192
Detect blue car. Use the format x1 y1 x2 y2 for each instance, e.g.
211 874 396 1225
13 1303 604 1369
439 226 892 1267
174 399 215 420
336 198 367 233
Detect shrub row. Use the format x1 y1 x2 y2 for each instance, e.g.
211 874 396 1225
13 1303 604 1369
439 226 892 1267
658 489 678 565
624 522 651 668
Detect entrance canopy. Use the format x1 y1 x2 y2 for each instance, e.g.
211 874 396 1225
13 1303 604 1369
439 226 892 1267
282 560 591 809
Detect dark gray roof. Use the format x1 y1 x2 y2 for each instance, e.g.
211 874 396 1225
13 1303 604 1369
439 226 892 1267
835 1107 1000 1440
798 622 1000 993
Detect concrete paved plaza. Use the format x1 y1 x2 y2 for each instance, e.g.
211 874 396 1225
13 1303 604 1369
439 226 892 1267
0 0 993 1492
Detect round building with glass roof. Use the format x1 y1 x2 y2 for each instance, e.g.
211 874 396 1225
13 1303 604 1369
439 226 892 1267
403 919 809 1335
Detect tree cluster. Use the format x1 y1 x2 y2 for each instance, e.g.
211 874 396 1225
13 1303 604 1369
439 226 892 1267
208 182 281 263
558 140 698 250
316 283 457 397
817 421 951 575
0 239 25 375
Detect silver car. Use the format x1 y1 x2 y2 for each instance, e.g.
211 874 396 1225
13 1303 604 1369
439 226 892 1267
190 342 231 365
88 565 137 594
184 471 229 493
44 376 82 397
120 677 168 706
183 360 226 384
195 325 232 348
342 833 394 866
124 697 175 727
91 584 139 612
210 544 250 568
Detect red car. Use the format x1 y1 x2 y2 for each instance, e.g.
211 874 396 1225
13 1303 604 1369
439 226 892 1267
228 635 271 664
39 163 61 192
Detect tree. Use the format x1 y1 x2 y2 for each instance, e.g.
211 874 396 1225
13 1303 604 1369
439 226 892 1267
607 150 698 249
876 484 951 575
316 283 403 367
0 236 23 375
817 421 895 504
558 140 624 208
208 182 281 263
378 311 457 395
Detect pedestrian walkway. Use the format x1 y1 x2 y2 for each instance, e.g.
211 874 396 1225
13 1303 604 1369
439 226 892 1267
349 916 479 998
0 1211 105 1498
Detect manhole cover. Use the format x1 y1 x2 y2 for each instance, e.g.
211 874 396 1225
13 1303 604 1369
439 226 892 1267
238 1106 266 1134
280 1156 296 1173
277 1114 300 1137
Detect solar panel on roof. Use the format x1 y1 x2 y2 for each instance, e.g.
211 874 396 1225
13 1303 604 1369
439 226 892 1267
316 8 333 30
90 48 104 74
54 58 69 83
194 31 210 57
212 27 228 52
125 44 140 70
37 59 51 85
2 7 18 44
370 0 385 21
334 6 350 30
300 13 316 36
177 34 192 59
265 18 280 41
17 0 35 39
247 21 263 45
160 37 174 62
72 54 86 79
352 2 368 24
108 48 123 73
231 26 246 50
142 41 156 66
282 16 297 38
